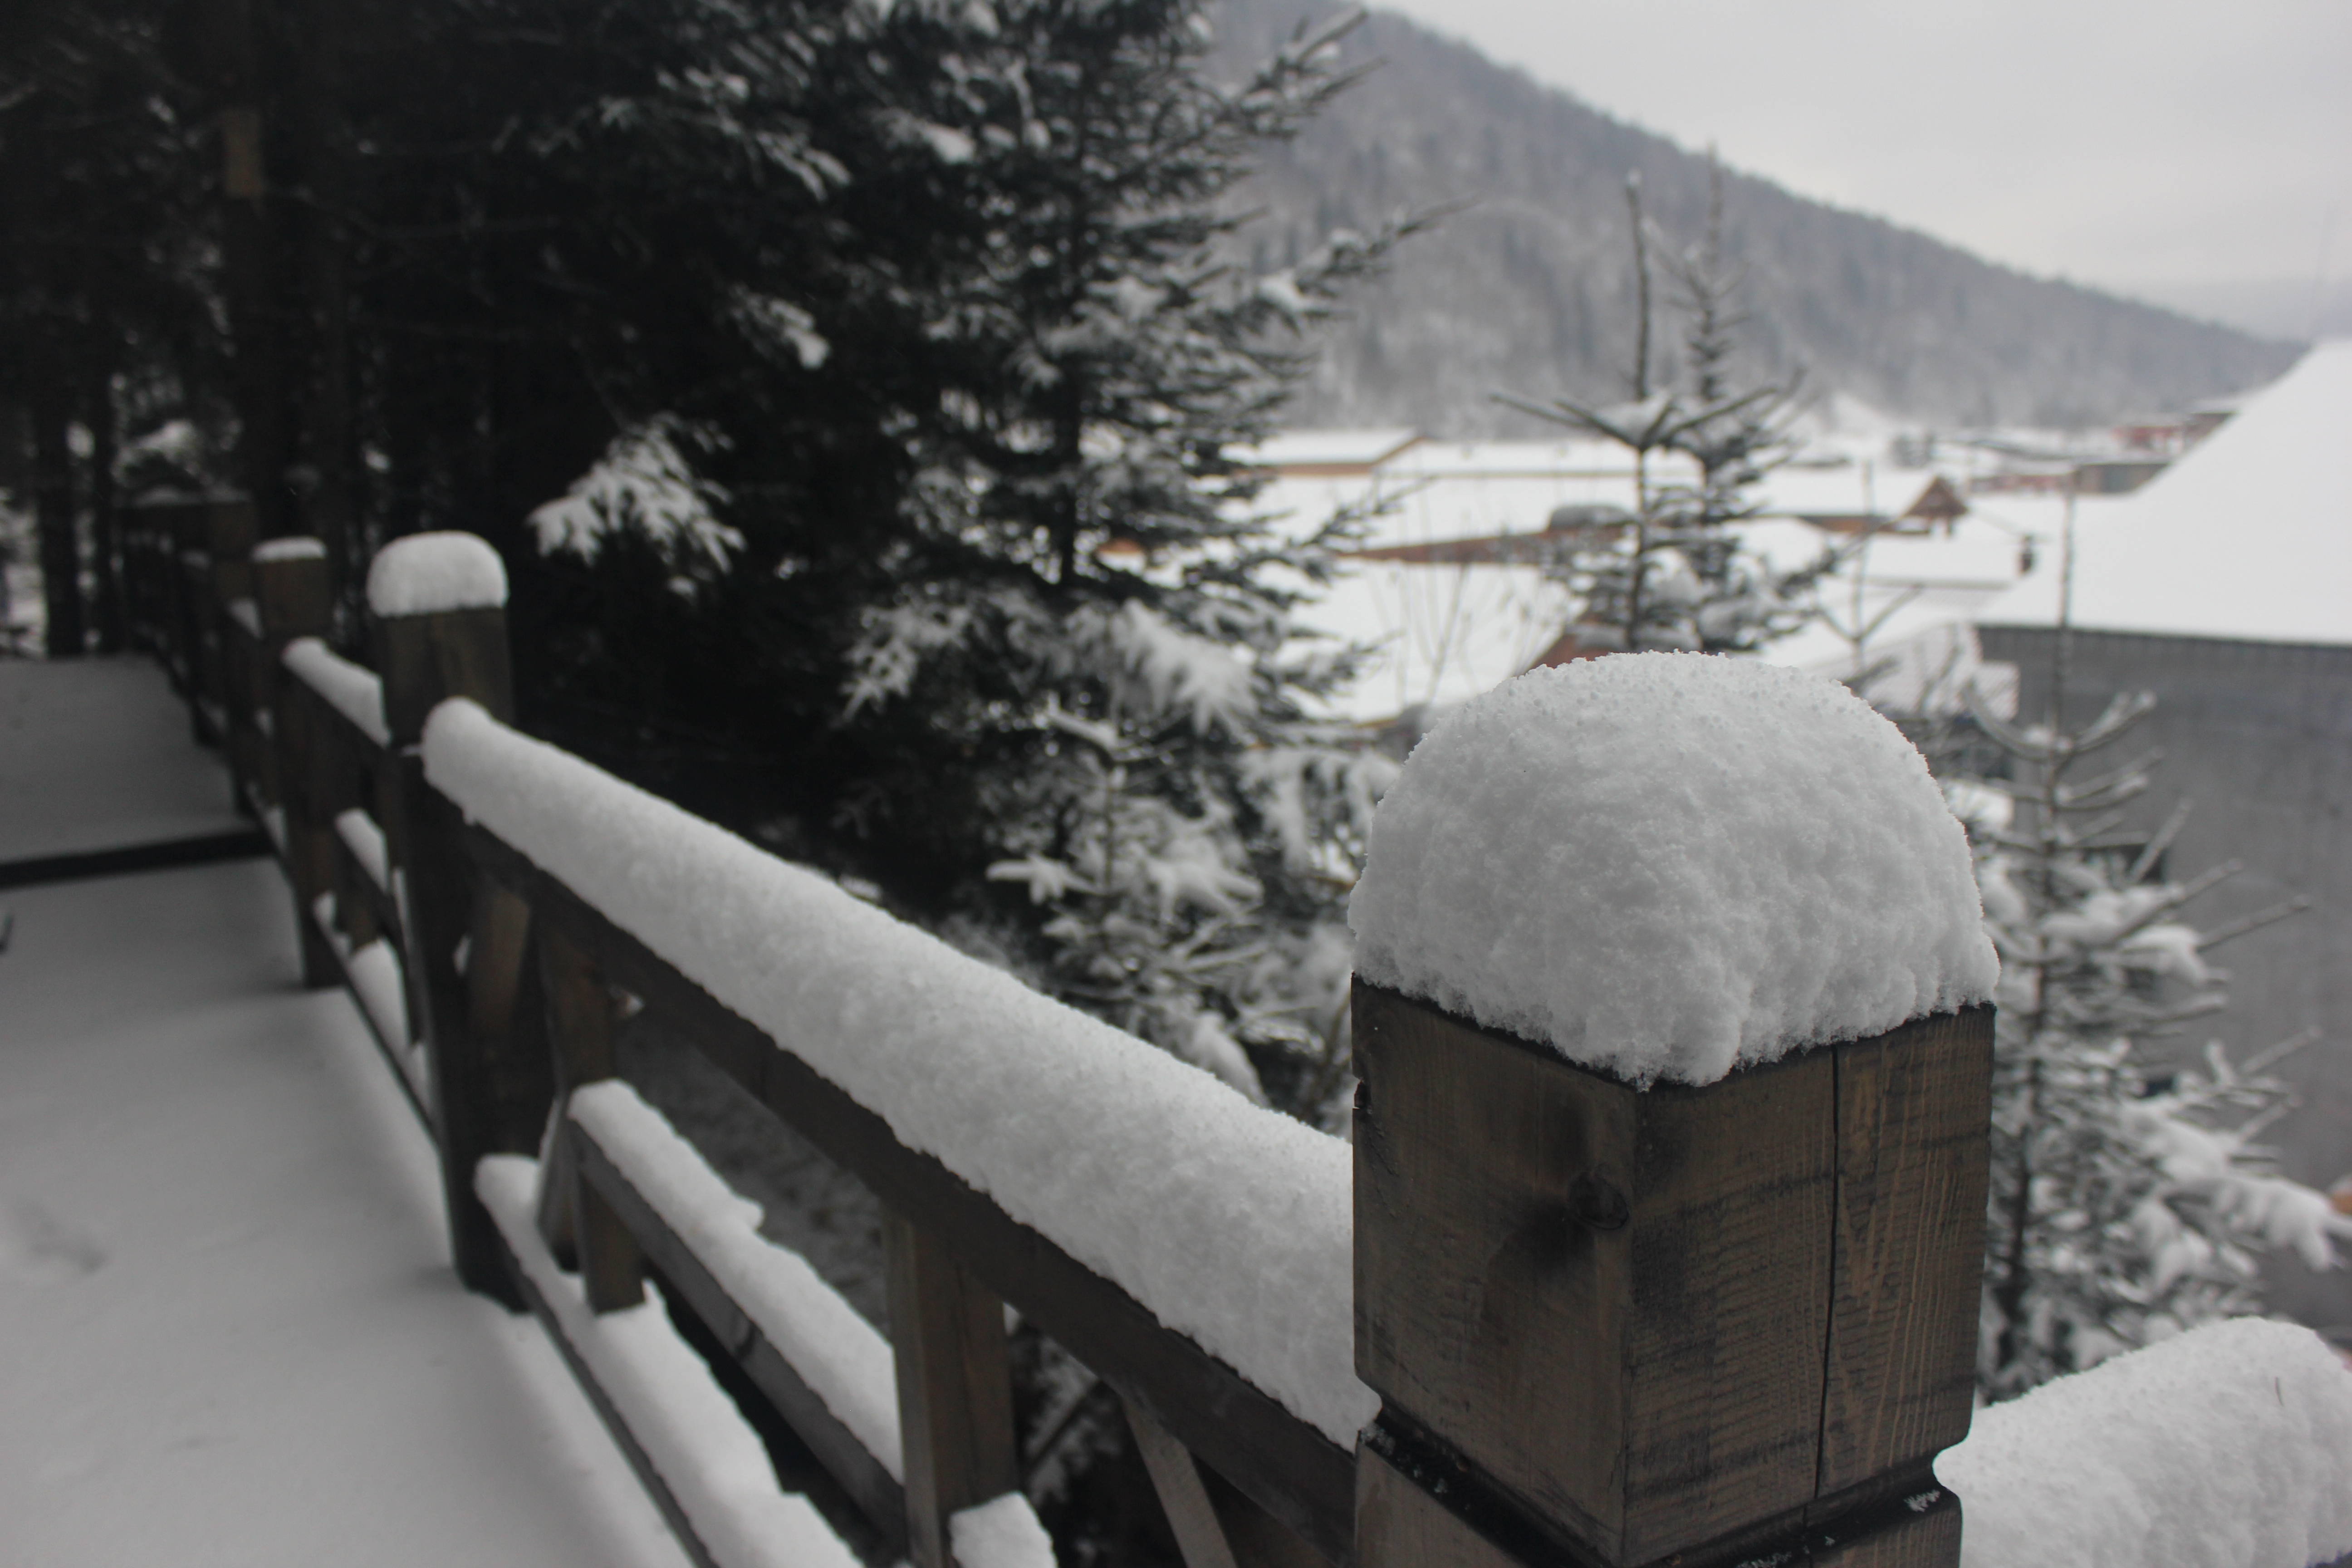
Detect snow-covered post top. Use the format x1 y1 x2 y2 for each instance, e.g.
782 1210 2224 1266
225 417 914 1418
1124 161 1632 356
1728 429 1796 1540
252 536 332 651
1348 654 1998 1568
366 532 513 743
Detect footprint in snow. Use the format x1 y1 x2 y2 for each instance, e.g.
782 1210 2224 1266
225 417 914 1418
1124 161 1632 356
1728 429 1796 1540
0 1199 108 1284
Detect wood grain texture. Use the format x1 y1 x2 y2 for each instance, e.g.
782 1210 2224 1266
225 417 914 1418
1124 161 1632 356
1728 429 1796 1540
1126 1392 1244 1568
1352 983 1836 1567
463 821 1358 1566
885 1210 1019 1568
1619 1041 1836 1563
572 1121 909 1551
1816 1010 1994 1500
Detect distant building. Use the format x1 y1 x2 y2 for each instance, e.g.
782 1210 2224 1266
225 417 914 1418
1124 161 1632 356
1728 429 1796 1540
2070 458 2171 495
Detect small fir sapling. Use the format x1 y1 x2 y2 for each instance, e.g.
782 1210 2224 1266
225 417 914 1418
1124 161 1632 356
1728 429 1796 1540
1499 157 1825 656
1923 678 2350 1398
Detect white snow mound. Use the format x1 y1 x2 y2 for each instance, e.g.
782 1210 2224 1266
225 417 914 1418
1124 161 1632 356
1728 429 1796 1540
252 536 327 563
1937 1317 2352 1568
1349 653 1996 1085
366 531 508 618
950 1493 1058 1568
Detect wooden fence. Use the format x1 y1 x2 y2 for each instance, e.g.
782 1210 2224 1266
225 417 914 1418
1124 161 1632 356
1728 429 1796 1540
119 509 1994 1568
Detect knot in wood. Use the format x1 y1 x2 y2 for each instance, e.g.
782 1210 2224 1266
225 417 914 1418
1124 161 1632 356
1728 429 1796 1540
1565 1168 1629 1232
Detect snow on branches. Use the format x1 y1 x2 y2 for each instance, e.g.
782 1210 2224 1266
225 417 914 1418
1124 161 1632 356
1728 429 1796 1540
1932 687 2351 1397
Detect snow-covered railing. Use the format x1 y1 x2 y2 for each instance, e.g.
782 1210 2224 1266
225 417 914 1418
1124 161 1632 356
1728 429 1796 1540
432 697 1360 1567
121 524 2352 1568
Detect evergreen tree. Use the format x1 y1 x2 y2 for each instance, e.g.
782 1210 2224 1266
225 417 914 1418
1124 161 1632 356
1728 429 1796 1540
1499 159 1820 654
1917 678 2350 1398
829 1 1407 1118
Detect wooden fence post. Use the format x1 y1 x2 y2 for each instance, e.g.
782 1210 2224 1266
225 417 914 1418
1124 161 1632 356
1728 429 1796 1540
1351 989 1992 1568
253 538 338 986
536 923 642 1310
885 1209 1020 1568
369 531 545 1304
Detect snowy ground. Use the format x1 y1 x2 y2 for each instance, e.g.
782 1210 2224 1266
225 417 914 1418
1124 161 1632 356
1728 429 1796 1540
0 855 691 1563
0 657 248 865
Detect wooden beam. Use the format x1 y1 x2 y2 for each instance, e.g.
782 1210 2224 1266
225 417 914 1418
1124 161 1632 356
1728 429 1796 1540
886 1210 1019 1568
1125 1392 1242 1568
1814 1010 1995 1499
570 1121 909 1548
375 587 532 1303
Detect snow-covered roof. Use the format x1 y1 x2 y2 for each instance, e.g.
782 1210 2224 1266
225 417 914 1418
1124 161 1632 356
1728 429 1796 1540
1235 427 1421 472
1976 340 2352 647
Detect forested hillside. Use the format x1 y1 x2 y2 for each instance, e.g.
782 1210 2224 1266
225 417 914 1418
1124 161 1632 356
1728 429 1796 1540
1213 0 2300 432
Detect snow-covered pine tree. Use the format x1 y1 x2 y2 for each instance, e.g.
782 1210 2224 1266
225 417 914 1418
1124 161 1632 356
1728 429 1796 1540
833 0 1409 1124
1942 685 2350 1398
1499 158 1821 654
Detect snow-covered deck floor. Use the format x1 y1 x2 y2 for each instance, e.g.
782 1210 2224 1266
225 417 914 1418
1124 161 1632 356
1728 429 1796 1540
0 657 250 865
0 659 691 1567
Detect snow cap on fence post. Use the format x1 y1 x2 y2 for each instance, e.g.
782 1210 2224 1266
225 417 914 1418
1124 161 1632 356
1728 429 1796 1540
366 530 509 622
367 532 513 743
1349 651 1996 1086
1349 652 1999 1568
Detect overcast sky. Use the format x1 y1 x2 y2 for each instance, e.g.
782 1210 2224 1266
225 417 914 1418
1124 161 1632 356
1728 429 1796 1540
1371 0 2349 302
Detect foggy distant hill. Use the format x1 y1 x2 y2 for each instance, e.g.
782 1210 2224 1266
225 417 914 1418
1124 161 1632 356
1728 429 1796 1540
1213 0 2301 434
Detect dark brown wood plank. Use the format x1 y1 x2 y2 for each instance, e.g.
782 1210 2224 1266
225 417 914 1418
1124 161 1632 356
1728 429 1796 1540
577 1153 647 1313
1620 1043 1837 1563
571 1121 910 1549
376 600 534 1304
1352 981 1639 1558
1352 983 1838 1568
539 919 638 1306
464 820 1358 1566
373 604 513 741
886 1210 1019 1568
1815 1010 1994 1502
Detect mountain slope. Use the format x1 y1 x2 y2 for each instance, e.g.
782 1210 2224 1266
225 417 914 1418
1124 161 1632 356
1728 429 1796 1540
1215 0 2300 433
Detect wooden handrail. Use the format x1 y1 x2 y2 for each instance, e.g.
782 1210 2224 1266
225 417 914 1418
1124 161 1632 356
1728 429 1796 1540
464 819 1357 1563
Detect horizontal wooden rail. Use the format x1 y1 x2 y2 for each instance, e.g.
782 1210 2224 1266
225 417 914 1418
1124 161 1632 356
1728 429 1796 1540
464 819 1358 1563
569 1099 910 1549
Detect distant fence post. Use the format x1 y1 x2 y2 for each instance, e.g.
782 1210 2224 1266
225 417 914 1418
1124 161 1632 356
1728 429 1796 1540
1346 658 1997 1568
370 531 544 1304
204 499 260 805
253 539 338 987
